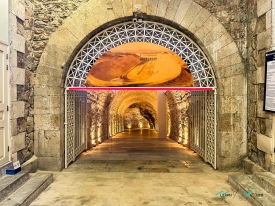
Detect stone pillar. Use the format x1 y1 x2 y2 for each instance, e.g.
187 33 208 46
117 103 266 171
121 115 124 131
178 111 182 143
108 116 111 137
183 115 189 146
86 103 92 149
157 91 166 138
91 115 96 146
116 115 119 133
97 114 102 143
112 115 115 134
90 103 96 146
119 115 122 132
111 116 115 136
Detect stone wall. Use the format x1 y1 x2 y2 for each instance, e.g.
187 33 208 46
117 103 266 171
9 0 31 165
88 91 111 145
123 107 150 129
11 0 90 166
166 91 190 144
194 0 248 60
246 0 275 171
19 0 254 170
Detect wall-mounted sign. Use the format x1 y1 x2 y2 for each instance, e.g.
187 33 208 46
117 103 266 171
264 50 275 112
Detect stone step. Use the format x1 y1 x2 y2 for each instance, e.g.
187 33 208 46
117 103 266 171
0 173 53 206
0 170 30 203
252 172 275 196
228 173 275 206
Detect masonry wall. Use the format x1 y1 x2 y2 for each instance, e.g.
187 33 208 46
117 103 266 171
9 0 32 165
247 0 275 172
21 0 247 170
13 0 273 171
88 91 111 145
8 0 88 167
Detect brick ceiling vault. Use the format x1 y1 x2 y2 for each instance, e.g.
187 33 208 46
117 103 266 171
87 90 190 118
110 91 157 116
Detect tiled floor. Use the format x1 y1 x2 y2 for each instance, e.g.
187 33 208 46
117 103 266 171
31 129 251 206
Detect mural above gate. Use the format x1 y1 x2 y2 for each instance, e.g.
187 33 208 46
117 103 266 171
85 42 193 87
66 21 216 88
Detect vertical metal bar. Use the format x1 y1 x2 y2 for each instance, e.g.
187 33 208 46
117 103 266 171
197 92 199 149
214 89 217 169
198 92 200 152
79 96 81 148
192 92 194 148
85 91 88 149
191 92 194 149
200 92 202 153
200 92 203 153
64 89 68 168
195 92 197 147
191 92 193 148
76 96 78 152
76 95 78 152
189 92 193 148
201 91 204 156
193 91 195 149
194 92 197 150
73 91 75 160
204 91 207 159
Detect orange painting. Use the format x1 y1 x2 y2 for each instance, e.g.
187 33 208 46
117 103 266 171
85 42 194 87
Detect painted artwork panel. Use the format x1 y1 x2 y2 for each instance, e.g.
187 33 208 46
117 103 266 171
86 42 194 87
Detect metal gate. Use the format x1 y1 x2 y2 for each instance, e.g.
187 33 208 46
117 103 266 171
65 90 87 168
189 90 217 169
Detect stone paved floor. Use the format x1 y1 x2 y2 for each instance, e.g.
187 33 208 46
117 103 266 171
31 129 251 206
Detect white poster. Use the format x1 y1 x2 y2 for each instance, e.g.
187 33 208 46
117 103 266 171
264 50 275 112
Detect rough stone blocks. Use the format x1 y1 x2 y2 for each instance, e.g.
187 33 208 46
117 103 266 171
173 0 192 24
11 0 25 21
12 33 25 53
257 28 272 50
156 0 169 17
34 130 61 158
11 132 25 153
37 156 63 171
11 67 25 85
180 2 202 30
257 0 272 17
257 67 265 84
11 101 25 119
257 133 273 154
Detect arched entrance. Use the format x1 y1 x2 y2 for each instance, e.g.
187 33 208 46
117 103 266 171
64 21 217 168
34 1 247 171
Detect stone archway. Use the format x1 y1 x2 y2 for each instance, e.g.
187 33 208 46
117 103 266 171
34 0 246 170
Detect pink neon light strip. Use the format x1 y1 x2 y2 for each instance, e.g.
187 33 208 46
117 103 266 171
68 87 214 91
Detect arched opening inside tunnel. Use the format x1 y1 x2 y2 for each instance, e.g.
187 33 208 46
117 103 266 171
64 21 217 169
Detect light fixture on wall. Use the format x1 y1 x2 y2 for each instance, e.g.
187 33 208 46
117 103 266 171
183 138 188 146
92 139 96 146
